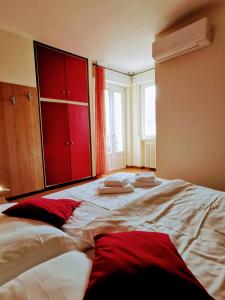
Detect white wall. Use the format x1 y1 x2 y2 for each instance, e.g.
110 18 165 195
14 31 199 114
105 69 131 86
132 69 155 85
0 29 36 87
156 3 225 191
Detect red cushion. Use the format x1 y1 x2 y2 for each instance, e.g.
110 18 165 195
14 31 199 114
84 231 214 300
2 198 80 228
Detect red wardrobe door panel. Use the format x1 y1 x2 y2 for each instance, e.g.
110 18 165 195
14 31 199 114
41 102 71 185
68 105 91 180
37 45 66 100
65 56 88 103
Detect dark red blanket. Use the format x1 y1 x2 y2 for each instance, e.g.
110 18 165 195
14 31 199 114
83 231 214 300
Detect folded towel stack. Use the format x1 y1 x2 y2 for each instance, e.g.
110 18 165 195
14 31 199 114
131 172 161 187
104 175 128 187
98 182 134 195
135 172 155 182
97 174 134 195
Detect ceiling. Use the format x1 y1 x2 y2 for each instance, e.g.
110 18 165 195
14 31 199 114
0 0 222 74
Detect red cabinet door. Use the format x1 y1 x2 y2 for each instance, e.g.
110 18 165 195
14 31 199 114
65 55 88 103
37 46 66 100
41 102 71 185
68 105 91 180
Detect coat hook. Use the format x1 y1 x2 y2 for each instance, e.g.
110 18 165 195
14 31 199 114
27 92 33 101
10 96 16 105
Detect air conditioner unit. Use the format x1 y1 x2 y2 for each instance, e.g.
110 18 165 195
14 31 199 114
152 18 212 63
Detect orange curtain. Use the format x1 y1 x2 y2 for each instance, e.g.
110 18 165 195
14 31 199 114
95 65 108 176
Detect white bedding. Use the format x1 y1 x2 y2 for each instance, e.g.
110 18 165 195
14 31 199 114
70 179 225 300
0 175 225 299
44 173 167 210
0 204 77 286
63 202 107 238
44 173 167 239
0 251 91 300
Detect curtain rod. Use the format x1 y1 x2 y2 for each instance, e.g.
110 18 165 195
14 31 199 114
93 63 155 77
133 66 155 76
93 63 129 76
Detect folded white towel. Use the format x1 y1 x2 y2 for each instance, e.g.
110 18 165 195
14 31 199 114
130 178 161 188
98 183 134 195
135 172 155 182
104 175 128 187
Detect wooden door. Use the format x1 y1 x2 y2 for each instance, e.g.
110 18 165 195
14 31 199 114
68 105 91 180
41 102 71 185
65 55 88 103
0 82 44 197
36 45 66 100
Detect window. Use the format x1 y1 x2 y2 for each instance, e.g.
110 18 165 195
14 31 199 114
141 84 156 139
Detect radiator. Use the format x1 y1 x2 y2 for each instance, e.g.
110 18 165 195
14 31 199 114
144 141 156 169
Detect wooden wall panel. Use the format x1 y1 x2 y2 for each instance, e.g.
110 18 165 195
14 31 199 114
0 82 44 197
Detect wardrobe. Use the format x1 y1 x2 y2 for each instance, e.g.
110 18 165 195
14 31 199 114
35 43 92 186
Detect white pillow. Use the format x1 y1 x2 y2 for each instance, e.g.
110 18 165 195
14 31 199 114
0 251 92 300
0 209 77 286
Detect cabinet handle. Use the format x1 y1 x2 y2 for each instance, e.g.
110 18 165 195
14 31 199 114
70 141 74 145
62 90 66 94
65 141 69 145
10 96 16 105
67 90 71 95
27 92 33 101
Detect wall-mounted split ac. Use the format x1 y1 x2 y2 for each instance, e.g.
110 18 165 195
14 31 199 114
152 18 212 63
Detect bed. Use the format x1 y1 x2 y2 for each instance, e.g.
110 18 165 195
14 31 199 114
0 173 224 300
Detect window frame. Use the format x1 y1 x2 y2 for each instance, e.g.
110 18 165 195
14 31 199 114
140 81 156 141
